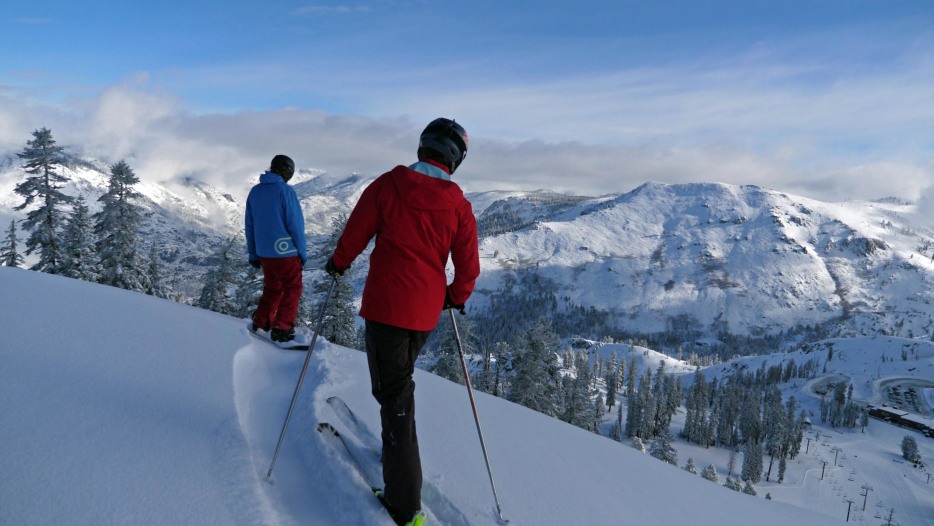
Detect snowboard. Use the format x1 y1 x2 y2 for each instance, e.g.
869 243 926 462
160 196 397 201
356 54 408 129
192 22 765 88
246 322 311 351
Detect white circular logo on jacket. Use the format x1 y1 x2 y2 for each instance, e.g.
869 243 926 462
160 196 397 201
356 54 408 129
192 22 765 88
274 237 297 255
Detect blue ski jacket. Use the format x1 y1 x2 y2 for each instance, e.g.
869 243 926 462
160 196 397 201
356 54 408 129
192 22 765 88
245 171 307 264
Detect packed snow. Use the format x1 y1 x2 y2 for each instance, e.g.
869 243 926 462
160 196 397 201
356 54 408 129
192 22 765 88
0 267 880 525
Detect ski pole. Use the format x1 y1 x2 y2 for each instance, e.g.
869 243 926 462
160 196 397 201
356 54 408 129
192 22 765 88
266 276 337 481
449 309 508 523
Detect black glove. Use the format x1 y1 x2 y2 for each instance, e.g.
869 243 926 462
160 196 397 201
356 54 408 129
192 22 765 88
443 289 466 315
325 256 347 277
249 258 261 269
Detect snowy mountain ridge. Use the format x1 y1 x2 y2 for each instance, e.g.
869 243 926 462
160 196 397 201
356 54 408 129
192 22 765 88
4 153 934 348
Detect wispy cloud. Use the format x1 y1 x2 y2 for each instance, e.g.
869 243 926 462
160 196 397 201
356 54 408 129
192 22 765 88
293 5 371 16
1 18 932 212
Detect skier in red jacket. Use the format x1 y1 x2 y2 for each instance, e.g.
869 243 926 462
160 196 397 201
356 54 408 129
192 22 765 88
326 118 480 526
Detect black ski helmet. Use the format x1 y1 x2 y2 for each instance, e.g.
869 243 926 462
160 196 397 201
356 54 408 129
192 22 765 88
270 154 295 181
418 118 468 174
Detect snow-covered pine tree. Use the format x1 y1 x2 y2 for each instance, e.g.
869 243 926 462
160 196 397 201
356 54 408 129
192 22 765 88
637 370 658 440
429 313 472 385
476 341 510 397
763 386 785 482
604 352 619 409
901 435 921 464
197 238 239 315
682 369 710 445
723 477 742 492
631 436 645 452
233 265 263 318
321 274 359 349
563 350 595 430
683 457 698 474
506 317 563 418
591 392 605 434
701 464 719 483
727 449 738 478
649 427 678 466
14 127 73 273
0 220 25 267
742 480 757 496
60 196 102 282
317 214 358 349
741 440 763 483
610 400 624 441
624 370 644 438
625 356 637 399
144 245 168 298
95 160 147 291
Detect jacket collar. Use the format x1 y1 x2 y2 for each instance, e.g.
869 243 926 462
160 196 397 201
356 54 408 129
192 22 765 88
409 160 451 181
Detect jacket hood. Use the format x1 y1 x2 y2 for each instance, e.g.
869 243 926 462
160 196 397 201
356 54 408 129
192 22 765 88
259 171 285 184
388 165 465 211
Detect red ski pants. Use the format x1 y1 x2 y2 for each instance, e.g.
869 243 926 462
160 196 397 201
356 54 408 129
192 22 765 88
252 256 303 331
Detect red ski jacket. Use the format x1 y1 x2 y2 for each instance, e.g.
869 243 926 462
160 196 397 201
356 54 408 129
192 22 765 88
333 164 480 331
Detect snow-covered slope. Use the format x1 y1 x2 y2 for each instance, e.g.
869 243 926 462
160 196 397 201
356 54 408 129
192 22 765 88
0 267 847 525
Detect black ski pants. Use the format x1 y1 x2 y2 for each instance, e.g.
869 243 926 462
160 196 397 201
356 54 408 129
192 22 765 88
364 319 431 515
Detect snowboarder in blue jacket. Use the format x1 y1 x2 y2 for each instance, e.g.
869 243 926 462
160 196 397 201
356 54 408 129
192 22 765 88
245 155 307 343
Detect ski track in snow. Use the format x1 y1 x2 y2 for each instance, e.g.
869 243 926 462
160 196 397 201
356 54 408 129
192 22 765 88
325 396 473 526
232 334 477 525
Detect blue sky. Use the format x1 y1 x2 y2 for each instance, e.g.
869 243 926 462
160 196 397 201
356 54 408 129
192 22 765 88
2 1 933 207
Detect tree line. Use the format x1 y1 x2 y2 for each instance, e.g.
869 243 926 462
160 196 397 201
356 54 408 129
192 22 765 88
2 128 165 297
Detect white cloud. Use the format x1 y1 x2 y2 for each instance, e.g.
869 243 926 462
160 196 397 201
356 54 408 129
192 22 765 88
1 56 932 208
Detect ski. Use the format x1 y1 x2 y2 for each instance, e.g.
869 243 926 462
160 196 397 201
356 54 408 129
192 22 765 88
323 397 474 526
316 422 425 525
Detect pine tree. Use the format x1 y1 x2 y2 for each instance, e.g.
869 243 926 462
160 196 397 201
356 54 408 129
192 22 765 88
631 436 645 452
320 275 359 349
604 352 620 409
14 127 73 273
741 440 763 483
742 480 758 496
507 318 563 418
481 341 511 397
95 160 147 291
144 245 168 298
625 356 637 399
233 265 264 318
763 386 785 481
591 392 605 434
701 464 720 483
318 214 358 348
0 220 25 267
610 400 624 441
727 449 738 478
564 350 595 429
60 196 101 282
197 238 239 315
683 370 710 445
649 427 678 466
683 457 698 474
430 313 471 385
901 435 921 464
